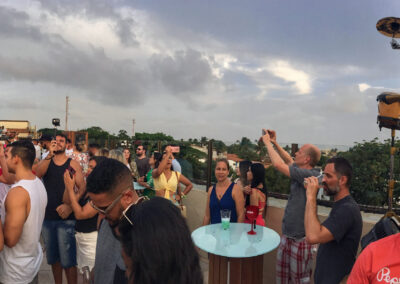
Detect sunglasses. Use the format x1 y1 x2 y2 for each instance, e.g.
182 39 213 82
89 189 129 215
120 196 149 226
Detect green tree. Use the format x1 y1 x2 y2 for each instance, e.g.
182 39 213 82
200 136 208 146
227 137 258 161
117 129 130 140
38 128 62 137
338 138 397 207
265 166 291 194
213 140 227 154
134 132 174 142
80 126 113 140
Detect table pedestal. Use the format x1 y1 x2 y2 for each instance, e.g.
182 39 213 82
208 254 263 284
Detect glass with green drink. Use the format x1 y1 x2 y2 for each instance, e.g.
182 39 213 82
220 209 231 230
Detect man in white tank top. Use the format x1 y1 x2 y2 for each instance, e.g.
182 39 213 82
0 140 47 284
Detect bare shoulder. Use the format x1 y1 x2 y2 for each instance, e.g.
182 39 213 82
232 183 241 193
207 186 213 195
6 186 29 203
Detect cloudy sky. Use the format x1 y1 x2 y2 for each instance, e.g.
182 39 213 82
1 0 400 146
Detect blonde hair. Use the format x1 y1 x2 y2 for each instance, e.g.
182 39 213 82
109 149 126 164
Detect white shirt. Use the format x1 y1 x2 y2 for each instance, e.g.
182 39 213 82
41 150 49 160
33 145 41 160
0 178 48 284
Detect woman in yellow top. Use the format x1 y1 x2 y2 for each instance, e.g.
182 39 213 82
152 146 192 202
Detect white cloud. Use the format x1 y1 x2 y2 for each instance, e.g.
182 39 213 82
358 83 370 92
267 60 312 95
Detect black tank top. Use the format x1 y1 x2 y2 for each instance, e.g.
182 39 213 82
43 158 74 220
75 195 98 233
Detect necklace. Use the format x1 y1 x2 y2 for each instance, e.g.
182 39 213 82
216 180 230 199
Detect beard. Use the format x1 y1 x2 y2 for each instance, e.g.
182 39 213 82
323 182 340 196
54 146 66 154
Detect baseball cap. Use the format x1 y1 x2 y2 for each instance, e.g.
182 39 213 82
39 134 52 141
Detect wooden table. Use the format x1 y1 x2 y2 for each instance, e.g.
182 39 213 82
192 223 280 284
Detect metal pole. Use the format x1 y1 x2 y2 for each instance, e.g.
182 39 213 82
389 129 396 212
206 140 213 191
65 96 69 131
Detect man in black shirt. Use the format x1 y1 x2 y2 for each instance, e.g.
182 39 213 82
304 157 362 284
135 144 150 178
35 133 85 284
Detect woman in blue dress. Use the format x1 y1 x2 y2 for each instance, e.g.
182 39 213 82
202 158 245 225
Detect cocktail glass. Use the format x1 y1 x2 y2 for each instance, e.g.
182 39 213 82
246 205 258 235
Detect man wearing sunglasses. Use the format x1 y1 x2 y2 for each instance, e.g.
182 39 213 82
86 158 140 284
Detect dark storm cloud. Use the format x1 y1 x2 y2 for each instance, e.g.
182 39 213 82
37 0 138 47
0 4 217 108
0 6 43 41
150 49 217 96
0 47 151 106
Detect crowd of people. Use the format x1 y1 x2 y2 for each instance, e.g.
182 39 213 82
0 135 199 284
0 128 397 283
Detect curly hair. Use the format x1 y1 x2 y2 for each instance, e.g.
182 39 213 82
118 197 203 284
86 158 132 195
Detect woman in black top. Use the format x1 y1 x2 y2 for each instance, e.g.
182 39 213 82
64 156 106 283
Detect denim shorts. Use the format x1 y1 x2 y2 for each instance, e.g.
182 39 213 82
42 219 77 268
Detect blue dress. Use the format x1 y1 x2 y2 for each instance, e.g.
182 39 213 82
209 182 238 224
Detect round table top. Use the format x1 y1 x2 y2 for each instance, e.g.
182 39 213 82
191 223 280 258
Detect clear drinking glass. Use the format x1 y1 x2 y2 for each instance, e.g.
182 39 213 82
220 209 231 230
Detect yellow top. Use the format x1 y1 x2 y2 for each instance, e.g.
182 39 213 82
153 171 181 200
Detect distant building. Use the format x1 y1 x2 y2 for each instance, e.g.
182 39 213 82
0 120 37 140
226 153 243 171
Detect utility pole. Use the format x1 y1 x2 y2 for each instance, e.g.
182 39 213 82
65 96 69 131
132 119 135 137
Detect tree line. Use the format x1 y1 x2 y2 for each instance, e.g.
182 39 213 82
38 127 398 207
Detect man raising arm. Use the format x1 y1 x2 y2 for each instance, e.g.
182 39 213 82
261 129 321 284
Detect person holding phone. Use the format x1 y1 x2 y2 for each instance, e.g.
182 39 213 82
137 152 162 198
64 156 106 283
261 129 321 284
170 145 182 173
34 133 85 284
152 146 192 203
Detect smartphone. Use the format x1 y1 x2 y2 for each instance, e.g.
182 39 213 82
67 165 76 178
171 146 180 153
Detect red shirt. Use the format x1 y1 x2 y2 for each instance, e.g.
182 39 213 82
348 233 400 283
